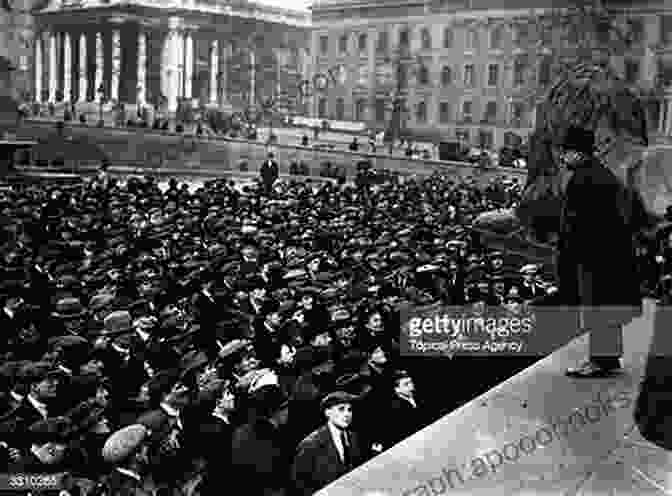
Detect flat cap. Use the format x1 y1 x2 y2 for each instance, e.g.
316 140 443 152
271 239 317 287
102 424 149 464
320 391 358 411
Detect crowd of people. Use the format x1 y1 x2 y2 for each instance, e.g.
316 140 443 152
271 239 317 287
0 165 563 496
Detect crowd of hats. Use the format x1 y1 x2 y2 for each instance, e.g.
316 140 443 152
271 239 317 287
0 170 557 492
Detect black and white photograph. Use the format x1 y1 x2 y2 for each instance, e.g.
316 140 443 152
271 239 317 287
0 0 671 494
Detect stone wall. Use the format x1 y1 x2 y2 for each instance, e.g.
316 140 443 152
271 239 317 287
16 119 529 184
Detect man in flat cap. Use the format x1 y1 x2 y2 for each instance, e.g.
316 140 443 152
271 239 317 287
102 424 154 496
292 391 367 496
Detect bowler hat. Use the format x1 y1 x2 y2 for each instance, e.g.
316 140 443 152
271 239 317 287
561 126 595 155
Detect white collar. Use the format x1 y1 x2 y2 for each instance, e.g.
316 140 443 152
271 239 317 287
4 307 14 319
202 289 213 299
212 412 230 424
135 328 150 342
116 467 141 481
160 402 180 418
10 391 23 403
398 393 416 407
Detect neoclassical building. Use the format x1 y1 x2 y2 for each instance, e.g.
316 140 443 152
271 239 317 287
309 0 672 148
30 0 311 115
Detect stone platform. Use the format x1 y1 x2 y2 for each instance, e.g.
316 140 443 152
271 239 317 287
320 299 670 496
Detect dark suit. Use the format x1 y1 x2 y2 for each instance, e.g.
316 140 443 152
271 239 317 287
292 425 368 496
383 395 427 449
260 160 279 194
195 414 232 496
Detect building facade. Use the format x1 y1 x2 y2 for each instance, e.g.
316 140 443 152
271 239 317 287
309 0 672 148
29 0 311 115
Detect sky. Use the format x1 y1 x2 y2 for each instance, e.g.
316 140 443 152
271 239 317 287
256 0 312 11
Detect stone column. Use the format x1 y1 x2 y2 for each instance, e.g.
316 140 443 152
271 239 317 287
659 99 666 134
666 99 672 136
35 34 42 103
164 17 182 113
249 49 255 106
48 32 57 103
110 28 121 102
78 33 87 102
63 32 72 102
94 32 104 101
176 30 184 99
209 39 218 104
220 41 230 105
184 30 194 100
137 29 147 106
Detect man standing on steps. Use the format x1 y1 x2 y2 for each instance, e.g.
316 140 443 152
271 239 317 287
557 126 644 378
260 152 279 196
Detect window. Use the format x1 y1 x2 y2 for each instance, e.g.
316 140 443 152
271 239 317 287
466 29 478 51
439 102 450 123
463 64 475 87
456 128 470 142
663 16 672 44
398 65 408 89
479 130 493 149
511 101 524 124
538 57 552 86
417 65 429 85
318 97 327 118
416 101 427 123
358 33 367 52
335 98 345 120
462 100 473 121
514 58 526 86
399 29 410 48
339 35 348 53
357 65 369 86
319 36 328 55
375 98 386 121
421 28 432 50
484 101 497 122
377 31 388 53
625 60 640 83
489 25 503 50
441 66 452 86
355 98 367 121
487 64 499 86
513 23 528 45
443 27 453 48
628 19 644 44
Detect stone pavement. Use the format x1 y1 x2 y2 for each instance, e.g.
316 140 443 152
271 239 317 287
319 299 672 496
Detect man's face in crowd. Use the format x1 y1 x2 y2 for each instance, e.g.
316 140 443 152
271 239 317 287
96 386 110 407
494 282 505 294
251 287 266 300
32 376 59 401
492 258 503 270
81 359 104 377
370 346 387 365
215 388 235 415
267 312 281 328
367 312 383 331
5 295 24 311
18 323 40 345
236 353 261 375
395 377 415 397
308 258 320 273
335 326 355 348
300 295 313 309
311 331 332 348
326 403 353 429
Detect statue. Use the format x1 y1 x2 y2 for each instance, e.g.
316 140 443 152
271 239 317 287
473 62 672 446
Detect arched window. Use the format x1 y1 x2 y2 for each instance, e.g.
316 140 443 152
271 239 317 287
421 28 432 50
418 65 429 85
441 66 452 86
443 27 453 48
416 101 427 123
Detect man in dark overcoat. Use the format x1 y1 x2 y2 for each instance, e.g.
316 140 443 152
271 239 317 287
260 152 279 196
556 126 644 378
